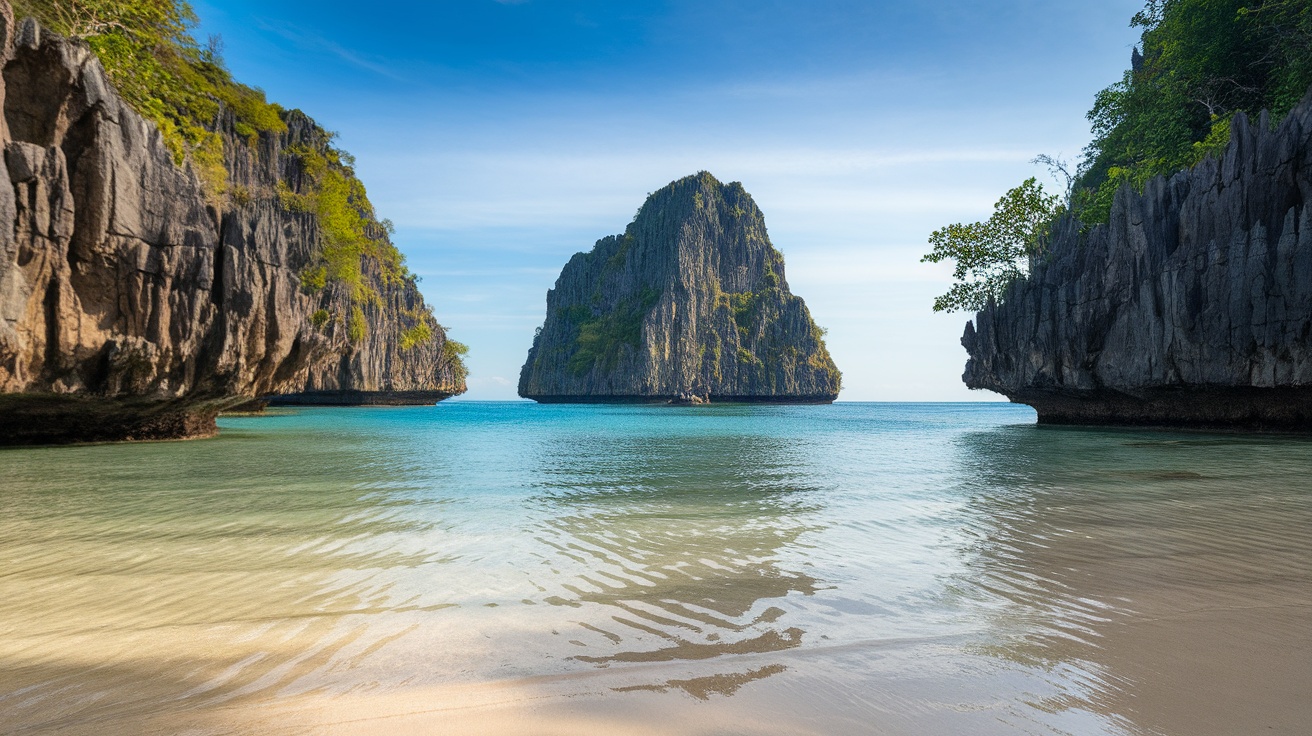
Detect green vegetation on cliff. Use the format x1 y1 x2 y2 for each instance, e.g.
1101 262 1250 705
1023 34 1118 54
926 0 1312 311
443 339 470 384
13 0 285 197
1075 0 1312 223
921 179 1061 313
13 0 427 347
282 141 412 311
564 288 661 376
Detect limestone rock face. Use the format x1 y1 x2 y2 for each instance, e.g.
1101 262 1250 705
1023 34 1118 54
962 92 1312 429
0 10 464 444
520 173 840 403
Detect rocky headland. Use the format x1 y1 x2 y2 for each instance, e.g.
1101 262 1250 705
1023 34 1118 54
519 172 840 404
963 93 1312 429
0 4 465 444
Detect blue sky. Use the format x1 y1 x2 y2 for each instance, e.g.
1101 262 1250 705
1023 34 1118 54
196 0 1145 401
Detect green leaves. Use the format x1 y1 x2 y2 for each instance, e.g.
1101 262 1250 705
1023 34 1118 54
15 0 286 201
284 142 413 310
1074 0 1312 225
566 288 660 376
443 340 470 383
347 306 367 343
399 322 432 351
922 178 1060 313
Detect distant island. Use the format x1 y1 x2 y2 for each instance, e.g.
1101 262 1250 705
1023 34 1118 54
0 2 465 444
519 173 841 404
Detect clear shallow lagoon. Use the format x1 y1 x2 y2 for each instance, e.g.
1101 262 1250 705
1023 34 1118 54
1 402 1309 735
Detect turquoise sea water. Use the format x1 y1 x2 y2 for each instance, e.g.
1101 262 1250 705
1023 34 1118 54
1 402 1310 735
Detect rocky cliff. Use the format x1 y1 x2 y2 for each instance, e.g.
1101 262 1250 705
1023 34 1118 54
519 172 840 403
0 7 464 444
963 93 1312 429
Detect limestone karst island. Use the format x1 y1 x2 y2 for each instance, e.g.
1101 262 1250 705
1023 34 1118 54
520 173 841 404
2 1 1310 735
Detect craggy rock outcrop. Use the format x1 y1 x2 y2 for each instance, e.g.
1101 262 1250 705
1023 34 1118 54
265 255 464 408
963 93 1312 429
520 172 840 403
0 9 464 444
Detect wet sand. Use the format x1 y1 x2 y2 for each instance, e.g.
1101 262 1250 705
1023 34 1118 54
1 404 1308 735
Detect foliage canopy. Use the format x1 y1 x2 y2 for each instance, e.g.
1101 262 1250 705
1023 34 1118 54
928 0 1312 313
13 0 286 198
1074 0 1312 223
921 178 1060 313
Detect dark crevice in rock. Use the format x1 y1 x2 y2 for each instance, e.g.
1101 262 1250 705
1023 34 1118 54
3 36 68 146
39 273 57 370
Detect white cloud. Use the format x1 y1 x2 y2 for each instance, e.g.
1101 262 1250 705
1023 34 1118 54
255 20 404 80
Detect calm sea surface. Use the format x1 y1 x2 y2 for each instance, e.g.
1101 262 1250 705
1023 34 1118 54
1 402 1309 735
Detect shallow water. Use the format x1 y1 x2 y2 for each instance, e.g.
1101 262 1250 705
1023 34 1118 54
1 402 1309 735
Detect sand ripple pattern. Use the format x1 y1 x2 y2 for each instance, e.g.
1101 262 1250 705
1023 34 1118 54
0 404 1309 735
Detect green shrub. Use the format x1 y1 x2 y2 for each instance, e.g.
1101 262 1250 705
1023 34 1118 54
922 178 1061 312
13 0 287 203
347 305 366 343
299 264 327 293
277 180 315 213
763 255 781 288
719 288 777 337
310 309 330 328
443 339 469 383
566 288 660 376
399 322 431 350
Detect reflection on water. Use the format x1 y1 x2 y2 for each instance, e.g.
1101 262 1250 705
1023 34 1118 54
0 403 1309 735
527 430 820 671
614 663 789 700
947 426 1312 735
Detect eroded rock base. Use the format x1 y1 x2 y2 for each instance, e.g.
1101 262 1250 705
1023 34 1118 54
267 391 457 406
1013 388 1312 431
0 396 221 445
524 394 838 405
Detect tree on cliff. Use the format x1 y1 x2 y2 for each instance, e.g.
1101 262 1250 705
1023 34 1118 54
14 0 286 183
1074 0 1312 224
921 178 1060 313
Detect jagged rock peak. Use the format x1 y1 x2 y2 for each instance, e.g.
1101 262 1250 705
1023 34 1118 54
0 5 465 444
519 172 841 403
962 87 1312 429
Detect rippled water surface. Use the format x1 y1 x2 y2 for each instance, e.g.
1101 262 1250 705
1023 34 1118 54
1 403 1309 735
